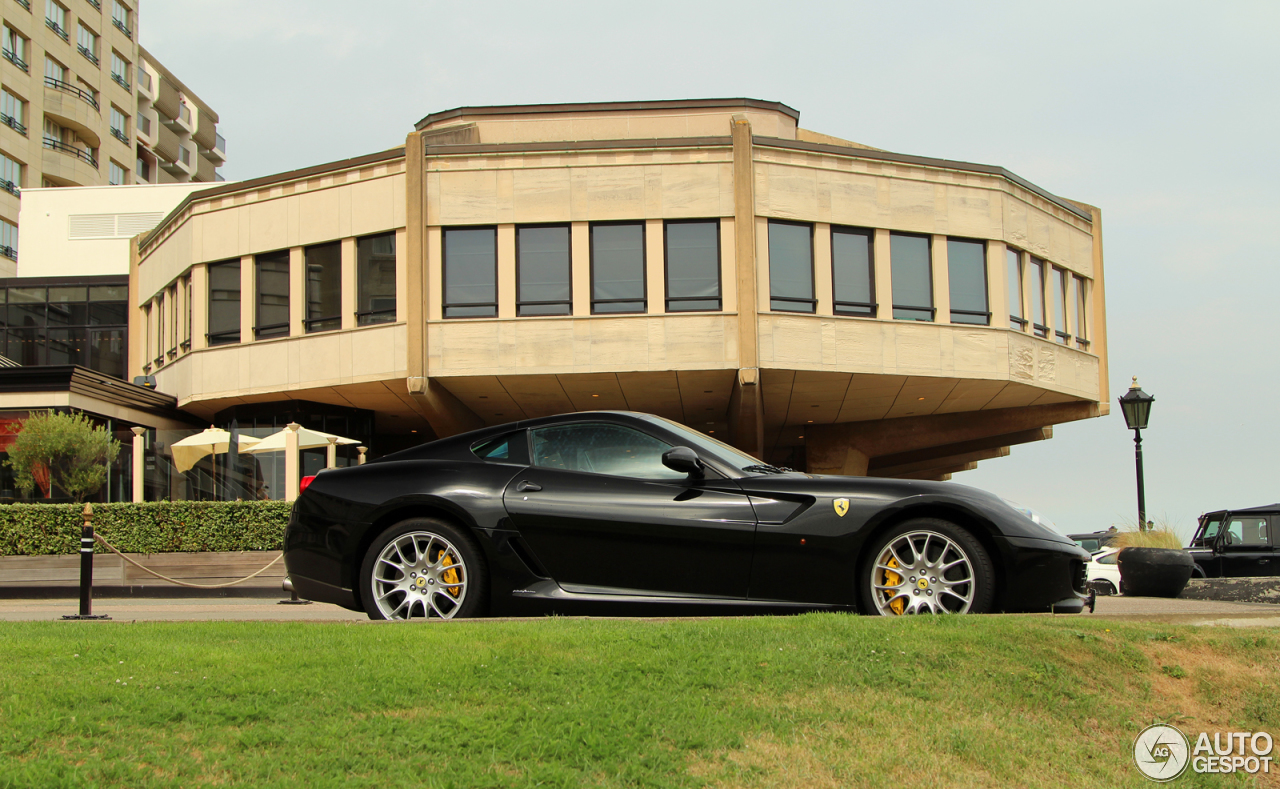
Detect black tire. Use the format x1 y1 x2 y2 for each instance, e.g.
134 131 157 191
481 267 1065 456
860 518 996 615
359 517 488 621
1096 580 1117 597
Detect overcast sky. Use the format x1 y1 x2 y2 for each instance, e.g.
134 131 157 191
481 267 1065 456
142 1 1279 539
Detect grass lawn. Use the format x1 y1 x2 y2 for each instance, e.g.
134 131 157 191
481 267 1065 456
1 614 1277 788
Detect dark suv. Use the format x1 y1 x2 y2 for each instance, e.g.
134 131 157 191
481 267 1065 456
1187 504 1278 577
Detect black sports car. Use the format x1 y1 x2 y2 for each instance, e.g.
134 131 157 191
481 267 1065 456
284 411 1090 620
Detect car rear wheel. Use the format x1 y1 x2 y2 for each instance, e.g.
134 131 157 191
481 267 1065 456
861 518 995 615
360 518 487 621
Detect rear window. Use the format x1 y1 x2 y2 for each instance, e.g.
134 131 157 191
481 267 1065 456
470 431 528 465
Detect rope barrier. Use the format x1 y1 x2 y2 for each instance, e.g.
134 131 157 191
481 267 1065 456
93 532 285 589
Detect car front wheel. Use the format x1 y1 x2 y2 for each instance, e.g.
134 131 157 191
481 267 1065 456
861 518 995 615
359 517 487 621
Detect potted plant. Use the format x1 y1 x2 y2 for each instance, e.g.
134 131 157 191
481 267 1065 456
1114 524 1194 597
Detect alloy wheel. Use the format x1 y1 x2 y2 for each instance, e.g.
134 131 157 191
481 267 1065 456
370 531 468 620
870 529 976 615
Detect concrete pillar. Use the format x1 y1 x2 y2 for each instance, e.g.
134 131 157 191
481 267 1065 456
931 235 949 323
873 229 892 318
405 131 426 378
239 254 254 343
130 426 145 502
341 237 357 330
813 223 832 316
190 263 209 350
284 422 300 502
357 446 367 465
571 221 590 315
987 240 1009 329
289 246 305 335
645 219 664 315
497 224 516 319
326 436 338 469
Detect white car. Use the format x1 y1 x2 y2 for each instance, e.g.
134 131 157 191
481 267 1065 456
1086 548 1122 595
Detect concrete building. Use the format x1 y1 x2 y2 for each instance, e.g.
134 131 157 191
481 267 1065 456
128 98 1107 497
0 0 224 275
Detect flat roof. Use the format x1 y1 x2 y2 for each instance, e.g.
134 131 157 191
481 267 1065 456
415 98 801 130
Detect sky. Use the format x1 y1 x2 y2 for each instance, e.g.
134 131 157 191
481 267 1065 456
141 0 1279 540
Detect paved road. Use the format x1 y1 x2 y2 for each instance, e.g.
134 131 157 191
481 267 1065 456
1 593 1278 624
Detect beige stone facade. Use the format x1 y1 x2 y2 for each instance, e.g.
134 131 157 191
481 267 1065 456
134 99 1108 479
0 0 223 276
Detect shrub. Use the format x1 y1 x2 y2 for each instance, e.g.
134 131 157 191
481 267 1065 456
0 501 293 556
4 411 122 501
1111 526 1183 550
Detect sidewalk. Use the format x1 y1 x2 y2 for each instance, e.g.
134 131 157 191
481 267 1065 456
1 591 1278 624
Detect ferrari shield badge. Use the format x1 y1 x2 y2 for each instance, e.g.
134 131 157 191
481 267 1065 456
833 498 849 517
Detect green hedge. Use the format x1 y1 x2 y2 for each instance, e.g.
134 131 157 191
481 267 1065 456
0 501 293 556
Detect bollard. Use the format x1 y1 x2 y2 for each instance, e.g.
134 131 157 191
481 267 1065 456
61 503 110 620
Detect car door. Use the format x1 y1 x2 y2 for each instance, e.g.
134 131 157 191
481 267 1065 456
1215 515 1276 577
501 422 756 598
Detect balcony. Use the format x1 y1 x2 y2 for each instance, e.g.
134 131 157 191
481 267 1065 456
111 17 131 39
77 44 98 66
44 136 96 167
41 138 98 185
14 0 29 10
45 76 99 110
86 0 100 9
0 245 16 261
109 126 128 145
45 18 69 41
202 130 227 163
137 69 152 98
3 48 28 73
110 71 130 92
2 113 26 136
136 110 155 144
0 178 18 197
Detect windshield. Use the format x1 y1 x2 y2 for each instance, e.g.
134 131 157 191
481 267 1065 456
640 415 769 474
1191 514 1224 547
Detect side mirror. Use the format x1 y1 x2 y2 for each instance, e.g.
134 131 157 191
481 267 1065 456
662 446 704 476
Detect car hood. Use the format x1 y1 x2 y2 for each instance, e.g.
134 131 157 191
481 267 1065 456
733 472 1076 545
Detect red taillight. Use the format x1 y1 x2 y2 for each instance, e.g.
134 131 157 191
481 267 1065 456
299 475 316 494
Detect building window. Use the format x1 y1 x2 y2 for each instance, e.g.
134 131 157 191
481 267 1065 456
207 259 240 345
109 105 128 142
76 23 98 66
254 250 290 339
0 218 17 260
1074 275 1089 349
108 160 125 185
1029 257 1048 337
890 233 933 321
135 155 149 183
767 220 815 313
590 222 645 314
0 284 127 376
112 0 132 38
1007 249 1025 330
443 227 497 318
516 224 571 316
153 291 165 365
831 226 875 316
110 50 129 90
664 219 720 312
947 238 989 325
45 55 66 83
45 0 68 40
183 276 192 349
0 152 22 196
356 232 396 325
1052 267 1070 344
1 89 25 135
3 25 28 72
304 241 341 333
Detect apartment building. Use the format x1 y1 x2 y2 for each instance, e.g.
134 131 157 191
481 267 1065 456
127 98 1109 498
0 0 224 276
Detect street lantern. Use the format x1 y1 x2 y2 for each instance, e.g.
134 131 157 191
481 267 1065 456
1118 377 1155 530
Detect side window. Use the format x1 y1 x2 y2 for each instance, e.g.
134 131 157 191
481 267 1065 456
1097 552 1118 565
471 431 528 465
1226 518 1270 547
530 424 686 480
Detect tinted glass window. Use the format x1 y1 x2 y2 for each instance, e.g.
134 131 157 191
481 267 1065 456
255 250 290 339
591 222 645 314
1029 257 1047 336
947 238 988 325
890 233 932 321
517 225 571 316
1074 275 1088 346
1053 267 1069 343
832 227 874 316
768 220 814 313
89 328 124 378
305 241 341 333
357 232 397 325
1007 249 1025 329
444 227 497 318
531 424 686 480
208 259 240 345
665 220 720 312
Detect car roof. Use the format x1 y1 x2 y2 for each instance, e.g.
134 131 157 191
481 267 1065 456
1227 503 1280 515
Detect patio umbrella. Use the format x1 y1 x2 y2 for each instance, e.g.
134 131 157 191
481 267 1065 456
241 426 359 454
170 426 263 474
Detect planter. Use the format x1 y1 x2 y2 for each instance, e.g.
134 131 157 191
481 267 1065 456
1117 547 1195 598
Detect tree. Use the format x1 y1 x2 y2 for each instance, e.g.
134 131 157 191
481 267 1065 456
5 410 122 502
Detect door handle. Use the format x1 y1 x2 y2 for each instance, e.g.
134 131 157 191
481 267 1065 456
516 481 542 492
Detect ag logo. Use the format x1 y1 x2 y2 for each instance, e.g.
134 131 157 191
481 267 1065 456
1134 723 1190 782
833 498 849 517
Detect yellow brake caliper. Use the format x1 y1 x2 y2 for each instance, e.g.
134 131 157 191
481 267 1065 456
440 553 461 598
883 556 905 615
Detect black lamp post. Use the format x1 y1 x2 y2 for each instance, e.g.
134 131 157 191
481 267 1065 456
1118 377 1155 530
